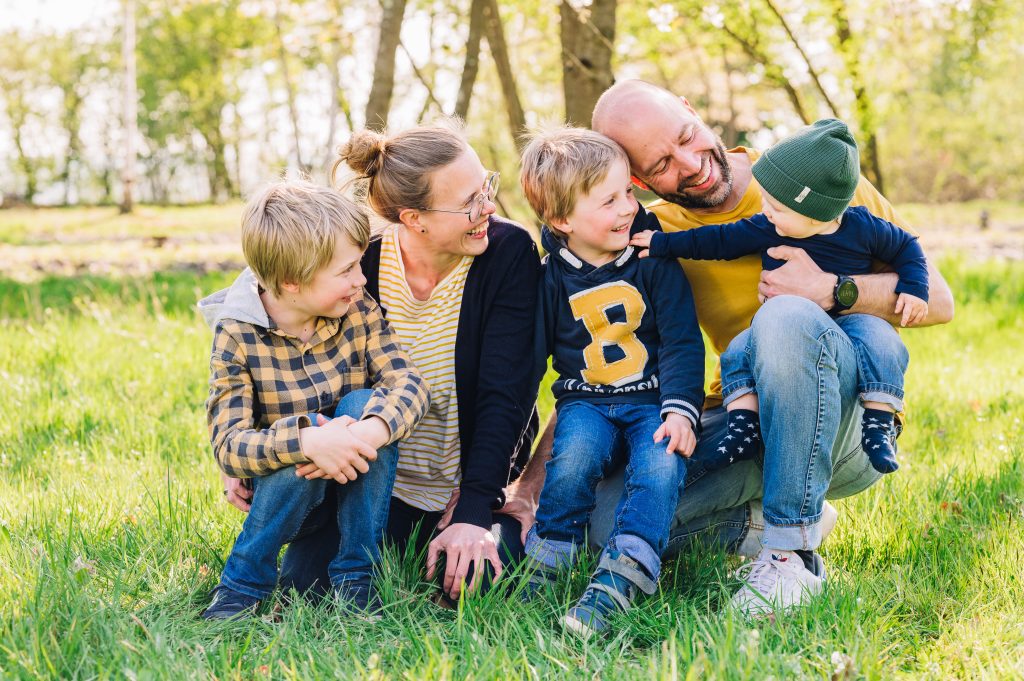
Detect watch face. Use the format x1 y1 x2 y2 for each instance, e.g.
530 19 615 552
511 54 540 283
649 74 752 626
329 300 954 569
837 279 859 307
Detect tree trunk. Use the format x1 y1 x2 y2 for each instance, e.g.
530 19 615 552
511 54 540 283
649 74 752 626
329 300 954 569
273 2 308 173
559 0 616 127
365 0 409 131
120 0 137 214
454 0 486 120
481 0 526 149
832 0 884 193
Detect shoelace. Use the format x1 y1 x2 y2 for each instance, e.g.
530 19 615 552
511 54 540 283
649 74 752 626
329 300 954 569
735 558 785 594
577 573 632 617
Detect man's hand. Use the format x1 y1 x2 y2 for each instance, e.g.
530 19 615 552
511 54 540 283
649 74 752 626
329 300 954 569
495 482 539 544
427 523 503 600
221 471 252 512
894 292 928 327
298 417 377 484
653 412 696 457
760 246 837 310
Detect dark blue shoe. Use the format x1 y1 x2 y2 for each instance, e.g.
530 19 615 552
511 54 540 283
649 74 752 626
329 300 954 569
563 551 657 638
333 579 383 619
201 585 261 620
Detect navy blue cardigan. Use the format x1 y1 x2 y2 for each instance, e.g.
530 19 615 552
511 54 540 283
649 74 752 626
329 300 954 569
361 216 542 528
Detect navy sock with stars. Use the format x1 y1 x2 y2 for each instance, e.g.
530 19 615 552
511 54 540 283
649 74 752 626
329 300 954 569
705 408 761 471
861 408 899 473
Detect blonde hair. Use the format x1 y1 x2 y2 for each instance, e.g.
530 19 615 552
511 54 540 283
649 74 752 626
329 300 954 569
332 121 467 223
240 180 370 296
519 126 629 224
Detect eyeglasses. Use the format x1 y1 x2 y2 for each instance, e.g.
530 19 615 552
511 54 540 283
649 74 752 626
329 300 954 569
418 171 499 223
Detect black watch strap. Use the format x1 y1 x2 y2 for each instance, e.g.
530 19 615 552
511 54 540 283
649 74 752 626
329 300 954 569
833 274 858 312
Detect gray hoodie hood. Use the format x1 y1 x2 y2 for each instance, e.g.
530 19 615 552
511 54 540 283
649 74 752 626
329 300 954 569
197 268 272 330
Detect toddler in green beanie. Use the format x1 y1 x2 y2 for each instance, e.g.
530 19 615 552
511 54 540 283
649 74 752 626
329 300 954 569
631 118 929 475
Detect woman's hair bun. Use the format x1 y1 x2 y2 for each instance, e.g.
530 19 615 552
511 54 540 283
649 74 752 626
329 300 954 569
340 129 387 177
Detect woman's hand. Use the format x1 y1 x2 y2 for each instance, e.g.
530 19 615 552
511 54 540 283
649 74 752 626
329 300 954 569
427 522 503 600
221 471 252 512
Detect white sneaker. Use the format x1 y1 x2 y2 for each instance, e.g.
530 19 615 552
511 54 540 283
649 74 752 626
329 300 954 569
728 548 825 617
735 501 839 558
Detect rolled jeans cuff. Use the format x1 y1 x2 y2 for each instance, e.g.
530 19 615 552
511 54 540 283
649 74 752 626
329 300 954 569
860 387 904 412
524 526 577 569
721 383 756 408
761 517 822 552
607 533 661 581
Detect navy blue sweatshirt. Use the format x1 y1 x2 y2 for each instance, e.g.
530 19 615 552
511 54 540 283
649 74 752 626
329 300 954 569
537 206 705 426
362 216 542 529
648 206 929 302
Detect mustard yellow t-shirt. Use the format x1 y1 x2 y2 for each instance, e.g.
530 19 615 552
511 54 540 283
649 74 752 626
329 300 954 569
649 147 915 408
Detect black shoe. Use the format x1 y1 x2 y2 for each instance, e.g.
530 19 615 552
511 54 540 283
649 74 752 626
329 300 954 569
333 579 383 619
201 585 261 620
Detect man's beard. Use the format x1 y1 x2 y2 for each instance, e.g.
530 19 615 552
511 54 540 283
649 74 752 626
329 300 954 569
653 137 734 210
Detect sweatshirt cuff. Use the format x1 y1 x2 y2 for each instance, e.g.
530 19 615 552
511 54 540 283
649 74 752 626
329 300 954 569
894 280 929 303
649 232 671 258
661 398 701 427
272 414 313 466
450 489 497 529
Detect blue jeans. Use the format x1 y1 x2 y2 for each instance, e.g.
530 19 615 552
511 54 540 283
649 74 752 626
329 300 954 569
526 401 687 580
218 389 398 599
589 296 885 553
721 312 909 411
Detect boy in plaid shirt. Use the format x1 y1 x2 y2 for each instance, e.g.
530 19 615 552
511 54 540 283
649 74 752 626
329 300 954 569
198 180 429 619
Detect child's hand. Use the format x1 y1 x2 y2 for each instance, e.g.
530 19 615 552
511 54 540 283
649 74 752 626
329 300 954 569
654 412 696 457
630 230 655 258
295 414 353 479
298 417 377 484
894 292 928 327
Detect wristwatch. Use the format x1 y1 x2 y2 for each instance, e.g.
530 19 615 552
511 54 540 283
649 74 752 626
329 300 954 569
833 274 859 312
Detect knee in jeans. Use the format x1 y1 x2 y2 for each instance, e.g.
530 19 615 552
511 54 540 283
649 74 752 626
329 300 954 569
335 388 373 420
751 295 825 342
256 466 326 496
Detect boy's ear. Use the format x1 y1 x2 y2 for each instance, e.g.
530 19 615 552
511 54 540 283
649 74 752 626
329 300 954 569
280 280 302 294
631 175 650 191
548 216 572 235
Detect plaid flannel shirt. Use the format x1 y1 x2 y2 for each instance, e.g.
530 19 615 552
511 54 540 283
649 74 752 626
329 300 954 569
206 295 429 478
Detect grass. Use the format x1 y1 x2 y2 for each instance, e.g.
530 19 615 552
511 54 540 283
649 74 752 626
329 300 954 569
1 207 1023 679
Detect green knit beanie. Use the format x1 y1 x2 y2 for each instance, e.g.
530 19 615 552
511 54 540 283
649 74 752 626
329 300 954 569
752 118 860 222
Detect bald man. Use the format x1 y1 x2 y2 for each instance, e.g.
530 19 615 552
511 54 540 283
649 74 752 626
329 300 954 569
508 80 952 617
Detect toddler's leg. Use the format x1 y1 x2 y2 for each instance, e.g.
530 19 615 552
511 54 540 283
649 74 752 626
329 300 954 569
835 314 909 474
709 329 762 470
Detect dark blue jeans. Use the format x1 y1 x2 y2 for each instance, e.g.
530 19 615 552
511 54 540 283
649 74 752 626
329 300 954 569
217 389 398 599
525 401 687 581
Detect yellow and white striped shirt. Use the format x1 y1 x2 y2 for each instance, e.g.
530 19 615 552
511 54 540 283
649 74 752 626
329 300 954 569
378 226 472 511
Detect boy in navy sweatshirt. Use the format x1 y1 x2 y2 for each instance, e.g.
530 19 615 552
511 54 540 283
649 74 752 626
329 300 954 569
632 119 928 475
519 128 705 637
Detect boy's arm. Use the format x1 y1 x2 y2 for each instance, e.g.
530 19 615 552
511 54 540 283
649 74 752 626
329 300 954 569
359 298 431 445
858 208 929 302
649 261 705 427
649 214 777 261
207 328 311 478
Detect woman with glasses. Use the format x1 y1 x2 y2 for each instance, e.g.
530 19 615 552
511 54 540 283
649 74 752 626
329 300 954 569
255 121 542 605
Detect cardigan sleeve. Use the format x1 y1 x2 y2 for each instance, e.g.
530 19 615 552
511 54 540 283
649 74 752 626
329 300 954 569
450 228 543 528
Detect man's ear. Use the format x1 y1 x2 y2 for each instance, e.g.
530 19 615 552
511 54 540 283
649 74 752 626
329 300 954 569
631 175 650 191
679 96 698 117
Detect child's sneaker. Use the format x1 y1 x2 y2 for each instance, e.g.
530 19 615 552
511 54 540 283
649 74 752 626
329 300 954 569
333 578 384 620
200 585 261 620
704 408 762 470
861 408 899 473
563 551 656 638
728 548 825 618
